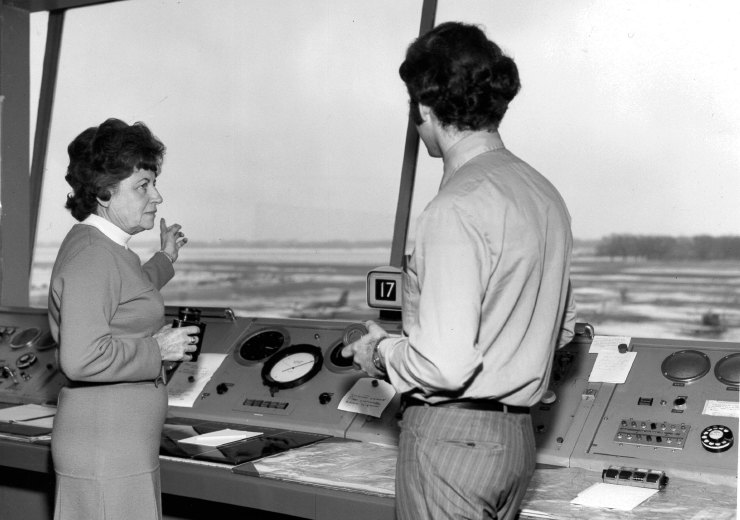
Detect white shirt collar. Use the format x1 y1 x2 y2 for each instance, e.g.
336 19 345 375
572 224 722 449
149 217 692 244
440 131 505 190
81 214 132 249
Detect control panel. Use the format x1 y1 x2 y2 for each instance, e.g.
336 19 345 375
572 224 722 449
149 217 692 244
169 316 404 444
0 306 737 486
530 339 601 467
0 307 67 405
571 339 739 485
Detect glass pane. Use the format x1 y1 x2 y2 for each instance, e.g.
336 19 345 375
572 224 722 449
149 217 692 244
407 1 739 341
31 0 423 320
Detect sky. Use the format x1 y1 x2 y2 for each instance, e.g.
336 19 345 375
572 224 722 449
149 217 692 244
30 0 739 247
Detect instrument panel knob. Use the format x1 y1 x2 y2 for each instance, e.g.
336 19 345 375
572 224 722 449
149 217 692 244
540 390 557 404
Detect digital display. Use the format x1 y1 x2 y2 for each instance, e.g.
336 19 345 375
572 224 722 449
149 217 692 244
375 278 397 301
367 266 402 310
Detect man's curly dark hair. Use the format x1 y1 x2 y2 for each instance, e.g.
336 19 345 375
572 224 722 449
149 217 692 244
64 118 166 221
399 22 521 132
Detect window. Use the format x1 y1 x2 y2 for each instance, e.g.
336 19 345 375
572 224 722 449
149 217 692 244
31 1 739 341
407 1 739 341
31 0 422 320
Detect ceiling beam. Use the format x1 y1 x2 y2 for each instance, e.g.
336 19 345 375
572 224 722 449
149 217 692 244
2 0 123 13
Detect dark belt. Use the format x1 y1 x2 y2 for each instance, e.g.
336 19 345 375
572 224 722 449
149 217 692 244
404 396 529 414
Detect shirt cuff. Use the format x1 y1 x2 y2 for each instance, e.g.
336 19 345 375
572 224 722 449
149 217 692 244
376 336 415 394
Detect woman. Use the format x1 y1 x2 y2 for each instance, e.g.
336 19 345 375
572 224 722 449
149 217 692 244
48 118 198 520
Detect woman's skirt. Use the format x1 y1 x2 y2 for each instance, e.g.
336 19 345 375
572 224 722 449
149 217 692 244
52 381 168 520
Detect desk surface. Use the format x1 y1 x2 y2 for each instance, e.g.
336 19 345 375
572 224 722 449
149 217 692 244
0 437 736 520
521 466 737 519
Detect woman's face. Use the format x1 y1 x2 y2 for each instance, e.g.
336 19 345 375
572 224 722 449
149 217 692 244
102 168 163 234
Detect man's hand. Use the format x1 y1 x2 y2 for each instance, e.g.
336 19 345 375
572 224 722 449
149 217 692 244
341 320 389 378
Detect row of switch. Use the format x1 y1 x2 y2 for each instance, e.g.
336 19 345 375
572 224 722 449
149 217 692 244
615 432 683 445
621 419 687 432
242 398 289 410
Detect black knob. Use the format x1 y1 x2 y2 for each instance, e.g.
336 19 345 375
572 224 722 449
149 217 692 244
536 424 546 433
319 392 332 404
216 383 228 395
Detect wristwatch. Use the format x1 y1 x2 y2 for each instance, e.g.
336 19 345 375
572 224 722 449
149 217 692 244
372 340 386 374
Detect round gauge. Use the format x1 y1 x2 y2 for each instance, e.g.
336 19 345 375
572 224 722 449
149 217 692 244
235 327 290 365
328 340 354 369
700 425 734 453
714 353 740 387
10 328 41 349
661 350 710 383
261 344 323 389
35 331 58 351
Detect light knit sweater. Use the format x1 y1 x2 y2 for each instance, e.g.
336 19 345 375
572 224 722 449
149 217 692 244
48 224 174 383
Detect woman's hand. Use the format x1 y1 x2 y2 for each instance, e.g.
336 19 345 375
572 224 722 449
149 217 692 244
154 324 200 361
159 218 188 263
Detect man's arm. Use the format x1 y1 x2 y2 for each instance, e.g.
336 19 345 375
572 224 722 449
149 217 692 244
378 204 489 395
556 280 577 348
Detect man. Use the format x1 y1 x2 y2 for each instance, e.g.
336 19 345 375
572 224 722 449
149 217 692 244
343 21 576 519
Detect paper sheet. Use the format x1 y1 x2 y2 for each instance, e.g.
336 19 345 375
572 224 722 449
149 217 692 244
252 441 397 496
588 335 631 353
0 403 57 423
519 510 568 520
338 378 396 418
167 354 227 407
702 400 739 418
179 428 261 447
588 350 636 383
570 482 658 511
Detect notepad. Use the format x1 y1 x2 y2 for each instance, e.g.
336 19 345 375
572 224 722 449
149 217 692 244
588 350 636 384
571 482 658 511
178 429 262 447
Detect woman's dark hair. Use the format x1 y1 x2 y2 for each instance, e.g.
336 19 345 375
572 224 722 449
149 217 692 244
64 118 166 221
399 22 520 131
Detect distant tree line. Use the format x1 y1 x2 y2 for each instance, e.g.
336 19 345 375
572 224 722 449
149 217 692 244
596 234 740 260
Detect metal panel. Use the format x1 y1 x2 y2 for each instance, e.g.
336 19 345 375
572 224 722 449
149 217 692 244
0 4 30 306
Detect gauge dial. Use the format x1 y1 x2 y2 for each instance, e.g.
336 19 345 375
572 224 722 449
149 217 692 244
270 352 315 382
10 328 41 349
261 344 323 390
238 329 289 361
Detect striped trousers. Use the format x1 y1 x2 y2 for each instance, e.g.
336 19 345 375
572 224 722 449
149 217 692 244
396 405 535 520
